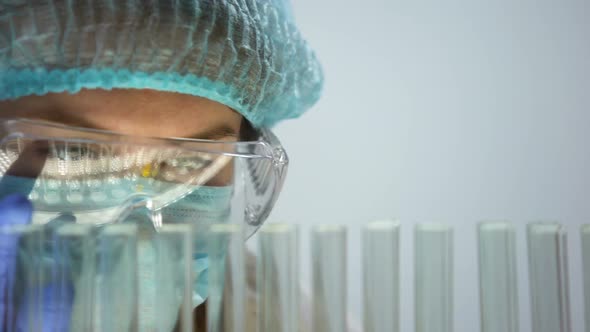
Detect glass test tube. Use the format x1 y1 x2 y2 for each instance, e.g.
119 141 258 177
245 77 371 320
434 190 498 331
0 224 44 332
311 225 347 332
156 224 193 332
257 223 299 332
581 225 590 332
207 224 245 332
55 224 95 332
527 223 571 332
478 222 519 332
362 220 400 332
415 223 453 332
95 224 138 332
0 225 19 331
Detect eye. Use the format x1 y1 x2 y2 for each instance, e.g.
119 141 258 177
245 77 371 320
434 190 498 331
1 139 54 162
156 156 214 182
165 156 213 170
54 144 95 161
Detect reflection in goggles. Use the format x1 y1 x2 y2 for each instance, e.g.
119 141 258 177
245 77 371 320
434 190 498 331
1 139 220 181
0 138 234 217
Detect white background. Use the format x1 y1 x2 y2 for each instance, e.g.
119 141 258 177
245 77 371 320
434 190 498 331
266 0 590 330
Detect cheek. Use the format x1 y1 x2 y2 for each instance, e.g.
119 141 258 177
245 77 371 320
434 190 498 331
206 161 235 187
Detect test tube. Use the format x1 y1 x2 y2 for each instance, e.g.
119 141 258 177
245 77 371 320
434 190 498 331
527 222 571 332
478 222 519 332
95 224 138 332
0 224 44 332
311 225 347 332
207 223 245 332
155 224 193 332
0 224 19 331
54 223 95 332
414 223 453 332
362 220 400 332
581 225 590 332
257 223 299 332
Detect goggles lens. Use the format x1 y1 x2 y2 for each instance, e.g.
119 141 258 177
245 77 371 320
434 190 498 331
0 118 288 236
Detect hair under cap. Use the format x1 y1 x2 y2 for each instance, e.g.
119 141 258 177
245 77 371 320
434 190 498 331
0 0 324 127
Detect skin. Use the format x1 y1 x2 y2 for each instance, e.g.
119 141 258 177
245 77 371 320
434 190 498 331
0 89 244 140
0 88 245 331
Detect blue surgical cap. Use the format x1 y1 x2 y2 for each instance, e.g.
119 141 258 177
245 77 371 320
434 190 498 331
0 0 323 127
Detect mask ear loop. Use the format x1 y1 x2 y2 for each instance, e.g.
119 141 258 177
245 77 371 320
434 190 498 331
0 139 49 200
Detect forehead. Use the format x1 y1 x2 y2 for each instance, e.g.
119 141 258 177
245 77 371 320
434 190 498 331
0 89 243 139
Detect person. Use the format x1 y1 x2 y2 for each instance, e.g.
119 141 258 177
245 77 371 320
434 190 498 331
0 0 323 331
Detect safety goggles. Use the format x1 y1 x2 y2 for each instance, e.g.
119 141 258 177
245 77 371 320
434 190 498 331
0 117 288 237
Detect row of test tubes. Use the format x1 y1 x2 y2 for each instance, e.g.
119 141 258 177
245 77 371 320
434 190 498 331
0 223 193 332
0 221 588 331
213 221 587 332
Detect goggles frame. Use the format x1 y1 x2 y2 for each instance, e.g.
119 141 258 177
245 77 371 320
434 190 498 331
0 118 288 231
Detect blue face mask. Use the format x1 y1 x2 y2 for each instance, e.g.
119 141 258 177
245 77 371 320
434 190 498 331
159 184 233 307
0 175 233 330
137 184 233 330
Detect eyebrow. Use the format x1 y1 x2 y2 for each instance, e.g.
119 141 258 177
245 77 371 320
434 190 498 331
30 110 239 140
188 124 239 140
30 111 107 131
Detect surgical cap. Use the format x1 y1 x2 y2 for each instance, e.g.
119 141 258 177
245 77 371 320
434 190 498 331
0 0 323 127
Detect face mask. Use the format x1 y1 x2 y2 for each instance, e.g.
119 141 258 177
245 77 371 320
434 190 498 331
0 175 233 330
132 184 233 330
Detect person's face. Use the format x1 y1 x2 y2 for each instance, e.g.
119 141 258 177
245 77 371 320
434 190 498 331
0 88 243 141
0 89 244 330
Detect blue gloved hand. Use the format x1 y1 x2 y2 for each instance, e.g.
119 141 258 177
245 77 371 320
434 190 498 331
0 194 31 331
0 194 73 332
